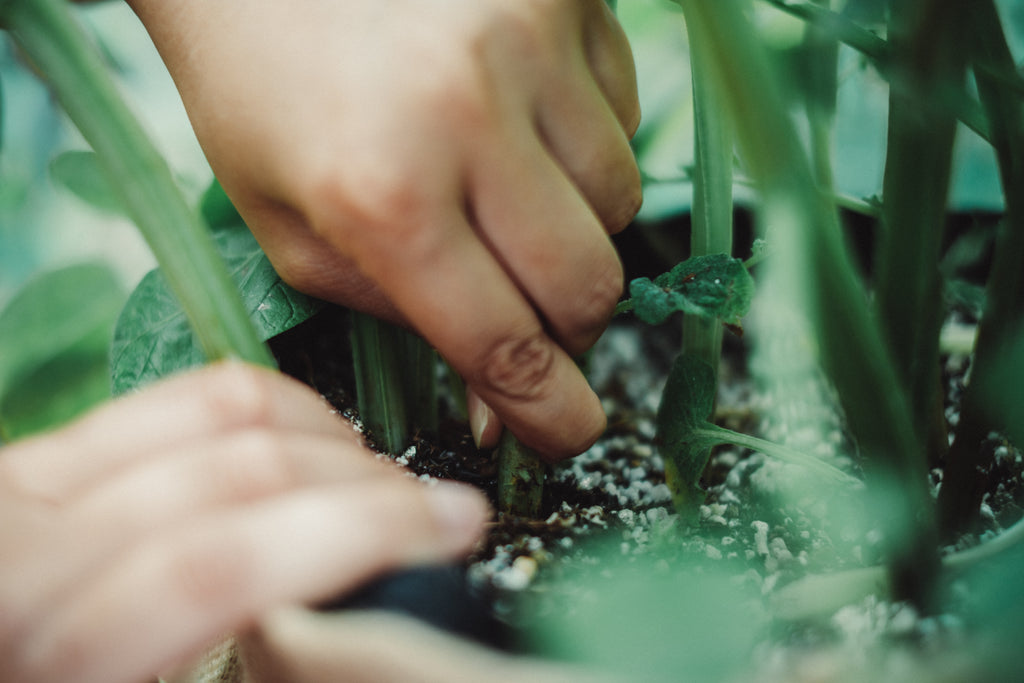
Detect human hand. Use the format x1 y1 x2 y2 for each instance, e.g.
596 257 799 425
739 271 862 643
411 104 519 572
0 363 489 683
232 607 615 683
126 0 642 459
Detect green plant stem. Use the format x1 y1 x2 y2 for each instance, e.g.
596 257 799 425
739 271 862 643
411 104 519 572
803 0 838 191
402 328 439 436
676 0 938 609
760 0 992 142
667 13 737 510
875 0 968 467
938 0 1024 539
350 313 407 454
350 312 439 455
733 175 880 218
497 430 545 518
696 423 857 486
0 0 273 368
682 19 734 377
762 0 889 68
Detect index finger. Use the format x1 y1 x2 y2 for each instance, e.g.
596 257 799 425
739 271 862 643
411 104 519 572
312 201 604 460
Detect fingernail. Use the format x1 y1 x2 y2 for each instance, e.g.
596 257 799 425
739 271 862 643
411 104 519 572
425 480 490 545
468 389 488 447
468 391 501 449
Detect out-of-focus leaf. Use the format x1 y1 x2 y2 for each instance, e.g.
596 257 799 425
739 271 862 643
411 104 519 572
978 326 1024 448
950 527 1024 679
529 539 767 683
628 253 754 326
0 262 125 440
200 177 243 230
110 220 322 394
48 149 124 214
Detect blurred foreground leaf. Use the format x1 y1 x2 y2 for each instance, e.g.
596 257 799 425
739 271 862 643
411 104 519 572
0 262 125 440
977 326 1024 447
49 149 124 214
528 540 767 682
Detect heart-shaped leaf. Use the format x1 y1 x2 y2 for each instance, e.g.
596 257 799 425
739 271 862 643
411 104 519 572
628 253 754 326
110 187 323 394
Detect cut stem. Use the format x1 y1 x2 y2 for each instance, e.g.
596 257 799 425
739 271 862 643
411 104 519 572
497 430 545 518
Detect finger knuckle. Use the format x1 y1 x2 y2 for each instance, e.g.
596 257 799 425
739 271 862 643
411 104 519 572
160 533 253 608
471 0 566 76
575 258 625 333
197 363 283 432
475 332 556 402
305 164 449 262
266 255 330 298
218 431 298 498
313 170 425 233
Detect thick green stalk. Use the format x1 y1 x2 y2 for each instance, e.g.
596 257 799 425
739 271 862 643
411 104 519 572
803 0 839 191
667 14 736 509
938 0 1024 539
681 19 734 376
497 430 544 518
350 312 439 455
874 0 968 465
402 327 439 436
1 0 273 368
676 0 937 608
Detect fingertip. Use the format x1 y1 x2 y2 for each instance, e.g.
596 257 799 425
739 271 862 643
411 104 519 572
423 481 492 554
535 390 606 462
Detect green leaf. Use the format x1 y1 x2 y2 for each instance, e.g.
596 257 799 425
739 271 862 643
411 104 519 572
0 262 125 440
110 221 323 394
200 177 243 230
977 328 1024 449
48 150 124 214
628 253 753 327
530 540 767 682
0 68 4 155
1 352 112 441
